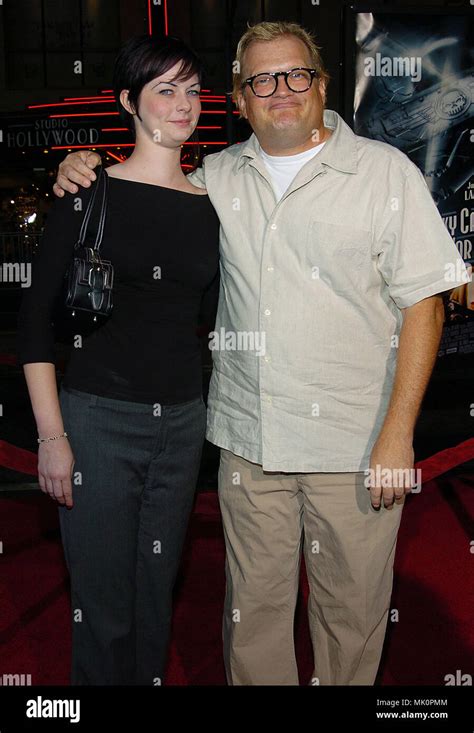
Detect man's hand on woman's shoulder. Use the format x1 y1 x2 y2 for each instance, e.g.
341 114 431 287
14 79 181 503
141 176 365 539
53 150 102 197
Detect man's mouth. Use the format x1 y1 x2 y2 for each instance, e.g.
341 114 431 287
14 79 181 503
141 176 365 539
269 102 299 110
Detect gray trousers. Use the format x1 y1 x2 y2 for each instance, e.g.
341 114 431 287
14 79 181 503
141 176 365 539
58 386 206 685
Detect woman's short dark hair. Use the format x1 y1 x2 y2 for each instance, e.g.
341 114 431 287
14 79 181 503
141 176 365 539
113 34 203 133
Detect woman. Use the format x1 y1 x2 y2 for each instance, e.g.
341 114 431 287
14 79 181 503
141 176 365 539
17 34 220 685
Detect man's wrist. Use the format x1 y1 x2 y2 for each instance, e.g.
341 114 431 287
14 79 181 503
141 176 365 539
376 419 415 443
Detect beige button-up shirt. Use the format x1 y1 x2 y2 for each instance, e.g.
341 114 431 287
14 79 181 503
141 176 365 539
188 109 468 472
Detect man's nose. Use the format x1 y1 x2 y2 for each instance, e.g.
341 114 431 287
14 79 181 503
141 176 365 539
274 75 291 95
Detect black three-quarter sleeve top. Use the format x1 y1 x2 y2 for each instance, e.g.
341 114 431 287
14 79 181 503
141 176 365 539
17 172 220 405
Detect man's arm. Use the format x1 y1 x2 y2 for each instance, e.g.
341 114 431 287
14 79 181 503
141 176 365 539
53 150 207 195
186 165 206 188
53 150 102 197
368 294 445 509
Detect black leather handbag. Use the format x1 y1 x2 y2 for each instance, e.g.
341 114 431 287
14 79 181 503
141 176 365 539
65 166 113 320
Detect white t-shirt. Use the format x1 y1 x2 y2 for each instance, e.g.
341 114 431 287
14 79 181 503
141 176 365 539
259 141 326 200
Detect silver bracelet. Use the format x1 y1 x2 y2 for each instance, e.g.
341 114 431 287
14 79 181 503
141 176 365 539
37 432 68 444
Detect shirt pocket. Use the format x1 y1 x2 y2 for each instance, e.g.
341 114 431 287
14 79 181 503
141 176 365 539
306 219 373 292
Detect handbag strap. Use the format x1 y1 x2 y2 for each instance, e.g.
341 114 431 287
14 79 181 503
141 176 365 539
75 166 108 252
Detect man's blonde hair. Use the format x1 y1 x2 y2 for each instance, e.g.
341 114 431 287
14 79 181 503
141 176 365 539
232 21 330 102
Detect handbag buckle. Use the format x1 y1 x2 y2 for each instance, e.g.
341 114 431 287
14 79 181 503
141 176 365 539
87 263 108 290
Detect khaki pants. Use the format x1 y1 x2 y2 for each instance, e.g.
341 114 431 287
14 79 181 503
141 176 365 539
218 448 404 685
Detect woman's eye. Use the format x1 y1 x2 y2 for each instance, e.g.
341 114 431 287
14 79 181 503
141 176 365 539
188 89 200 96
159 89 173 95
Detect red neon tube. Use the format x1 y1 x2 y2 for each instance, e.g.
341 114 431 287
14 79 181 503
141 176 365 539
29 100 115 109
148 0 152 35
49 112 119 118
51 143 134 149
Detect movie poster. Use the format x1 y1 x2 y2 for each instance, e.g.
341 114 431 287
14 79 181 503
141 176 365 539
353 12 474 356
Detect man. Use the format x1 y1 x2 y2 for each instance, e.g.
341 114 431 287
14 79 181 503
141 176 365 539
53 21 468 685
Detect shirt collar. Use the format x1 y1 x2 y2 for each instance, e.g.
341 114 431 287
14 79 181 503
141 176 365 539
234 109 358 175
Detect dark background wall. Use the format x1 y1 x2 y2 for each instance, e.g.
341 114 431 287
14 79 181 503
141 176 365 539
0 1 471 217
1 0 470 115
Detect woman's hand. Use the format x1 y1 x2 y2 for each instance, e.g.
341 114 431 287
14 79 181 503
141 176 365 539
38 439 76 509
53 150 102 197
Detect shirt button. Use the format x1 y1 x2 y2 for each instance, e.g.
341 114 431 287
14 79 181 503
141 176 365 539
267 266 274 272
264 356 271 362
270 223 277 230
264 309 271 316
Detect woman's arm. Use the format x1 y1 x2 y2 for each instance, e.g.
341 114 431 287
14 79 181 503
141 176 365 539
198 267 220 332
18 183 96 364
23 363 75 508
18 183 97 507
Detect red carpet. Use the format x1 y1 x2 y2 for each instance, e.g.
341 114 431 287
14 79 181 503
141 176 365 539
0 473 473 685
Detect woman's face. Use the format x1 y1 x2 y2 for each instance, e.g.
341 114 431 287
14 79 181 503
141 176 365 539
123 60 201 148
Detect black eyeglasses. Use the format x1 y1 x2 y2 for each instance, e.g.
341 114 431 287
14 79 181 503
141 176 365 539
243 67 318 97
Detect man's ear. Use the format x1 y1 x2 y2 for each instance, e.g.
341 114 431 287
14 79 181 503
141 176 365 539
318 79 327 106
119 89 135 116
236 89 248 120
